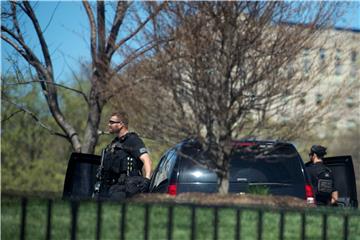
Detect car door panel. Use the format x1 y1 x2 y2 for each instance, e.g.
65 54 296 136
323 156 358 207
63 153 100 199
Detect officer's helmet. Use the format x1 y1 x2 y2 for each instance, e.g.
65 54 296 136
310 145 327 158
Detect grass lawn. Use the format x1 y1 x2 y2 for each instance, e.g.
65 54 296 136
2 196 360 240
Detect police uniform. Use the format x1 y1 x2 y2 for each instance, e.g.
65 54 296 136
306 162 336 205
98 132 148 199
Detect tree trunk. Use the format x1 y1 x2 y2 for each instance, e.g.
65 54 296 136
218 172 230 195
77 83 105 197
217 132 232 194
81 86 105 154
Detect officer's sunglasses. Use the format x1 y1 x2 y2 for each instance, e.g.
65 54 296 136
109 120 122 125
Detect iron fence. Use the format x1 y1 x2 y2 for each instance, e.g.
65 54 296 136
2 194 360 240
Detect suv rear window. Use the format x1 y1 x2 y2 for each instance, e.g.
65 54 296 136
152 149 177 188
230 143 304 184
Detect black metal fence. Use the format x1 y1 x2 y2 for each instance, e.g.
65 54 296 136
5 195 360 240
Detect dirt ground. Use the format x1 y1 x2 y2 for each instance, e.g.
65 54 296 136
131 193 313 208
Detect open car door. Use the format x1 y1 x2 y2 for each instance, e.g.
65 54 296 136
63 153 101 200
323 155 358 208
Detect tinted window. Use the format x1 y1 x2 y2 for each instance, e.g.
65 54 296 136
179 146 218 183
230 144 304 184
152 149 177 188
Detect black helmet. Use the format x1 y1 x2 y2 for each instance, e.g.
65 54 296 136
310 145 327 158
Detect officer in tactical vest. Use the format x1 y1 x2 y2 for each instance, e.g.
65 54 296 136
94 112 152 200
306 145 338 206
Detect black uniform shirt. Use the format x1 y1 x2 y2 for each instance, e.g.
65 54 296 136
104 132 148 177
119 132 148 159
306 162 336 204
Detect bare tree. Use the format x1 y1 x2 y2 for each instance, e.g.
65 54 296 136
1 1 167 196
1 1 166 153
138 1 343 193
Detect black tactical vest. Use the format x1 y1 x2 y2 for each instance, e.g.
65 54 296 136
102 136 143 182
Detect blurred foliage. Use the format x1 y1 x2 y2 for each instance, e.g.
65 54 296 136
248 186 270 196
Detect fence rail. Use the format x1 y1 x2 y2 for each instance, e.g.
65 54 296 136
2 194 359 240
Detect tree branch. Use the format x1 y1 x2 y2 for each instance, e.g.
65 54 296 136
1 110 23 123
22 2 53 72
42 1 60 34
0 34 28 60
105 1 129 58
3 3 82 152
1 26 49 82
2 98 69 140
11 2 25 43
97 1 105 57
109 2 167 58
4 80 89 104
114 39 162 73
82 0 97 63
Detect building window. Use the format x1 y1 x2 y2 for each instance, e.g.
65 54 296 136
287 63 294 79
351 50 357 62
346 119 356 129
303 48 310 74
335 49 341 75
299 92 307 105
315 93 323 105
319 48 326 67
351 50 357 78
346 96 354 108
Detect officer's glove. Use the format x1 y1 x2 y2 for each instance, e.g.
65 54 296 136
125 176 150 197
140 178 151 193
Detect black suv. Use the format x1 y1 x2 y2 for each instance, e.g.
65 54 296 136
149 139 357 206
149 139 314 202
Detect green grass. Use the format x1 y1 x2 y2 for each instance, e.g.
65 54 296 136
2 197 360 240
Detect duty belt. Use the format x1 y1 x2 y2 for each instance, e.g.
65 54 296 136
104 171 126 185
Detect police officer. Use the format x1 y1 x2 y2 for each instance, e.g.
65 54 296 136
306 145 338 206
96 112 152 200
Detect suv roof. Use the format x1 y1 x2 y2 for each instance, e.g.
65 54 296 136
181 138 295 149
233 139 296 146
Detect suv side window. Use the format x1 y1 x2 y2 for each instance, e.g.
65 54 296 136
152 149 177 188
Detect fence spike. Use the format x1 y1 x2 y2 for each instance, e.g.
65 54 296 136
96 200 102 240
213 207 218 240
190 206 196 240
20 198 28 240
322 213 327 240
70 201 79 240
301 211 306 240
235 209 241 240
279 211 285 240
344 214 349 240
46 199 53 240
144 204 149 240
168 206 174 240
120 203 127 240
258 210 263 240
